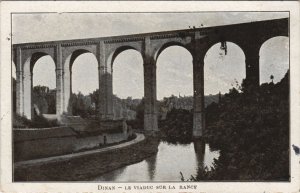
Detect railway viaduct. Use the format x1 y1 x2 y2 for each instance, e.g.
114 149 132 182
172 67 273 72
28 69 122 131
13 18 288 137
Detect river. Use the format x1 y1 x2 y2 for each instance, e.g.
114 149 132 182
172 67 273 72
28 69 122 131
94 140 219 181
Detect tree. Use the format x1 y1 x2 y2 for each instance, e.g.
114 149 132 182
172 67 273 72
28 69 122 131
90 89 99 112
196 70 290 181
136 98 145 122
32 85 56 114
270 75 274 83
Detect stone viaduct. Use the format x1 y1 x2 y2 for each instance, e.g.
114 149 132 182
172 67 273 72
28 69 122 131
13 18 288 137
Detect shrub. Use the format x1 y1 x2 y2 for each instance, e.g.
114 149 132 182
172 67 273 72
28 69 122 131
13 114 58 128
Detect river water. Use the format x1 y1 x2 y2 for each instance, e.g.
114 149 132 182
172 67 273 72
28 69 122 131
94 140 219 181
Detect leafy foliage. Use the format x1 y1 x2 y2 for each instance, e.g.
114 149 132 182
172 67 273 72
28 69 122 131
71 92 95 118
195 71 290 181
159 108 193 144
33 85 56 114
127 98 144 130
13 113 58 128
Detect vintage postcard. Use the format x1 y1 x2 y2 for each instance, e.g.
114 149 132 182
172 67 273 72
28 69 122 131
0 1 299 193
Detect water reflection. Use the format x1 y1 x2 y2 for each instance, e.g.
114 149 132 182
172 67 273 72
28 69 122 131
94 141 219 181
145 156 157 181
194 140 206 171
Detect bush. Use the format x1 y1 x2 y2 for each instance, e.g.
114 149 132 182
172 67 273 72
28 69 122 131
159 108 193 144
13 114 58 128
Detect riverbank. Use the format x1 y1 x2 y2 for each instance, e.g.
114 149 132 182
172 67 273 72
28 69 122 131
14 134 160 181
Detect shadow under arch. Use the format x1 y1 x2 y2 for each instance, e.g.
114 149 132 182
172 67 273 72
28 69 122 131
259 36 289 85
22 52 56 119
203 41 246 95
63 49 99 115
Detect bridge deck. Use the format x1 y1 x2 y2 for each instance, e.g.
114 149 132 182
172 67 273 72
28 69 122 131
13 18 288 47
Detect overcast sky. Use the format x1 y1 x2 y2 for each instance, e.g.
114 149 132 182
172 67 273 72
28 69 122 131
12 12 289 99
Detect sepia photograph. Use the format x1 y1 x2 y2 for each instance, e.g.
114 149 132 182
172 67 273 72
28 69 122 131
1 1 299 193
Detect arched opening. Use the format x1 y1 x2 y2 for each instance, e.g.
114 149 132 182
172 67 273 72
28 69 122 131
259 36 289 84
70 52 99 118
22 53 56 119
112 49 144 120
156 45 193 123
157 46 193 99
204 42 246 99
32 55 56 116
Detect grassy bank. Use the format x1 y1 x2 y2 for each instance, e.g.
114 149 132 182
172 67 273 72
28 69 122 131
14 136 160 181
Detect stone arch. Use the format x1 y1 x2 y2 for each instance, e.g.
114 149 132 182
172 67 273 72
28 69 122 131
107 46 142 69
259 36 289 84
154 41 192 62
156 45 193 100
65 49 97 70
257 18 289 49
112 49 144 95
203 38 245 59
260 35 289 49
63 48 98 92
63 49 99 114
203 41 246 95
110 47 144 119
23 52 52 74
22 52 55 119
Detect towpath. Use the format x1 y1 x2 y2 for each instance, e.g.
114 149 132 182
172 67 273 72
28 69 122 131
15 133 145 168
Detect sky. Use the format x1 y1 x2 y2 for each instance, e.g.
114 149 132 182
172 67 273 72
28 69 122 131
12 12 289 99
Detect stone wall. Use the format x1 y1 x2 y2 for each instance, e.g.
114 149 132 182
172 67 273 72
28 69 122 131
14 126 132 161
14 135 158 181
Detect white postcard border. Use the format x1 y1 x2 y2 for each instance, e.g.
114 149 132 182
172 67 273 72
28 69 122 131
1 1 299 193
